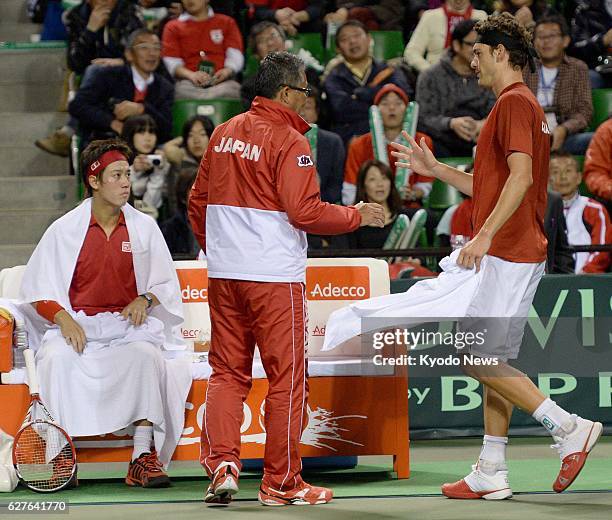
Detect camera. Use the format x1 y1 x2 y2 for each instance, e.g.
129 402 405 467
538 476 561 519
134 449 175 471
146 154 163 167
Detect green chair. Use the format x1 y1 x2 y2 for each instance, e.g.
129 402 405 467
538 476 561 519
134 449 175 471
370 31 405 61
427 179 464 211
590 88 612 130
172 99 244 136
285 33 325 64
438 156 472 169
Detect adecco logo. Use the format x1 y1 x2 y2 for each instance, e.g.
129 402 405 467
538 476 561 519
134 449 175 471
176 268 208 303
306 266 370 301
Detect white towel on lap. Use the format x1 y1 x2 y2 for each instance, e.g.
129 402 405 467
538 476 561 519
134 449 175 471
36 312 191 467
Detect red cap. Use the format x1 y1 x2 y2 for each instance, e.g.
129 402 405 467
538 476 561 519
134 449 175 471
373 83 409 106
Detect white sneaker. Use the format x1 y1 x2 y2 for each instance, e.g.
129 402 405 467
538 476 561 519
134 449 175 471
441 464 512 500
204 462 240 505
551 415 602 493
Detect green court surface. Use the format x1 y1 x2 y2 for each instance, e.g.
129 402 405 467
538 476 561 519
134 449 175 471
3 437 611 519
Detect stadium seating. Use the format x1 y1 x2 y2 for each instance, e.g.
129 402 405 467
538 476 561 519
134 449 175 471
590 88 612 131
172 98 244 136
370 31 405 62
426 179 464 211
285 33 326 64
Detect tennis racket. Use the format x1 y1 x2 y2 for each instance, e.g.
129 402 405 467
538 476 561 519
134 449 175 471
12 349 76 493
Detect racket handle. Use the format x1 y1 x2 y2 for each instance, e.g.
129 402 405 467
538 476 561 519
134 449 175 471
23 348 39 395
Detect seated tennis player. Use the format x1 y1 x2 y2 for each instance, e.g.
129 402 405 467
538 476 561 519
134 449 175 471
19 138 192 488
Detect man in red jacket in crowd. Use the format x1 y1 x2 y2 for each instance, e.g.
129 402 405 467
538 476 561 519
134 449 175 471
188 51 384 507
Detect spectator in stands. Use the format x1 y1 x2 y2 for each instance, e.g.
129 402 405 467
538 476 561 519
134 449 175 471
121 114 170 217
69 29 174 147
525 13 594 154
549 151 611 273
544 190 575 274
241 22 323 107
346 160 433 276
415 19 495 157
342 83 432 205
249 0 323 35
323 20 411 145
323 1 405 31
568 0 612 88
35 0 144 157
163 115 214 211
343 83 433 205
298 86 345 204
583 118 612 211
403 0 487 73
493 0 548 30
160 168 200 256
161 0 244 100
345 83 438 244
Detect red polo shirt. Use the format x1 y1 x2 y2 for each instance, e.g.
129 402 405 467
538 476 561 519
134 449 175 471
36 212 138 321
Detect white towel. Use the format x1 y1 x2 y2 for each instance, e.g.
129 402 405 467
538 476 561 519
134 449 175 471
322 250 486 351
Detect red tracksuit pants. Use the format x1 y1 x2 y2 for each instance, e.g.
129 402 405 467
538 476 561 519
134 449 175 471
200 278 309 490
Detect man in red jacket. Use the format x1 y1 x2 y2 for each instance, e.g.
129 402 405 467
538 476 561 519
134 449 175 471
188 51 383 507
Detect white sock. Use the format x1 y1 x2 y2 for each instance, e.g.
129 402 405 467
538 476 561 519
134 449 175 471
132 425 153 461
478 435 508 474
532 398 576 437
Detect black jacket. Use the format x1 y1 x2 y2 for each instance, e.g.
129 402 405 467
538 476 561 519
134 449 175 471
69 64 174 144
569 0 612 69
316 127 345 204
545 191 575 274
64 0 143 74
322 59 412 144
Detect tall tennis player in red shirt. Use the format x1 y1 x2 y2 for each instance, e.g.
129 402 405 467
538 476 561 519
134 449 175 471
392 13 602 500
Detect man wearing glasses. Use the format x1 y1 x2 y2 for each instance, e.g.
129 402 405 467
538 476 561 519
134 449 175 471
524 13 593 154
416 19 496 158
189 51 384 506
69 29 174 147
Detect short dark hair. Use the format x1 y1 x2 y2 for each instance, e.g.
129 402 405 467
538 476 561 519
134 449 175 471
253 51 305 99
81 138 132 196
121 114 158 152
248 21 286 55
335 20 368 47
549 150 579 169
475 13 533 71
127 28 158 49
535 12 570 37
450 19 477 56
182 115 215 160
354 159 403 215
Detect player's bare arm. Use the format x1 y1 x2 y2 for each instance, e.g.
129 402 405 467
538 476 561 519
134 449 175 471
458 152 533 271
54 310 87 353
390 130 474 196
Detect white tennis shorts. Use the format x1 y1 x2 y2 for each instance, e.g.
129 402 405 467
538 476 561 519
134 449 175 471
459 254 545 361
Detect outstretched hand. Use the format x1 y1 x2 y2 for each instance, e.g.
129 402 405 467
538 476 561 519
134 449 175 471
389 131 438 178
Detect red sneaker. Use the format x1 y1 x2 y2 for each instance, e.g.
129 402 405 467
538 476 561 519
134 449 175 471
441 464 512 500
204 463 240 505
258 481 333 506
125 451 170 488
552 416 602 493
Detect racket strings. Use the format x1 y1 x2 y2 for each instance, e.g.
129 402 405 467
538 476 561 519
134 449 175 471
14 421 75 492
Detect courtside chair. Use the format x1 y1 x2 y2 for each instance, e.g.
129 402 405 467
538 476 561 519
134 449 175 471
172 99 244 136
590 88 612 131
